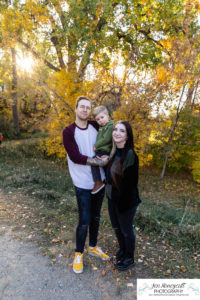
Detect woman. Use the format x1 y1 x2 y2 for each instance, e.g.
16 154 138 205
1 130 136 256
106 121 141 271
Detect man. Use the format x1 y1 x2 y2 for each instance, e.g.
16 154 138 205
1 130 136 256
63 96 109 274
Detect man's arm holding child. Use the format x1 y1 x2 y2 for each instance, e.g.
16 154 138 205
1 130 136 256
63 126 107 167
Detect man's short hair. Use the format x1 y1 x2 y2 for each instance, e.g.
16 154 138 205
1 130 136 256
93 106 109 117
76 96 91 108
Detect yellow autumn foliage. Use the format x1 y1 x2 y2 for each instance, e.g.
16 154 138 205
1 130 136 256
192 154 200 183
38 70 86 158
113 103 153 167
40 136 66 159
156 66 170 84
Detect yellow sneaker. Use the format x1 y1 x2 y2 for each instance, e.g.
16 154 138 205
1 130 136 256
73 252 83 274
88 246 109 261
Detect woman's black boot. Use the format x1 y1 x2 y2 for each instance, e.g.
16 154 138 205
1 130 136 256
115 253 134 271
115 249 125 262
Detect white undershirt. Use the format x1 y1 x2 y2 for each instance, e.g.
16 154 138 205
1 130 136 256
67 124 105 189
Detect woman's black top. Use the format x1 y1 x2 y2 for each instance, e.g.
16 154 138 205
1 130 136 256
106 148 141 212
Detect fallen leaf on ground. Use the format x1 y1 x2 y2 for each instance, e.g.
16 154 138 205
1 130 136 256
181 268 186 272
52 238 60 243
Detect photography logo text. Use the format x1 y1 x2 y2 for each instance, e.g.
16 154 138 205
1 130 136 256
137 279 200 299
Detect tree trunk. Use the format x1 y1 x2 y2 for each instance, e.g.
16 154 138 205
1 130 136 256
191 81 199 109
160 84 186 179
186 84 195 106
11 47 20 134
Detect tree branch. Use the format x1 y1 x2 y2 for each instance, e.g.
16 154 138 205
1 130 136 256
18 38 61 72
43 82 74 113
160 83 187 179
48 14 66 70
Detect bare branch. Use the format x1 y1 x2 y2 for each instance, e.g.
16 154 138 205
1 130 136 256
18 38 61 72
43 82 74 113
160 83 187 179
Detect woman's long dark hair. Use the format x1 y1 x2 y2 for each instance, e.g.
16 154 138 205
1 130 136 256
106 120 135 166
116 121 134 162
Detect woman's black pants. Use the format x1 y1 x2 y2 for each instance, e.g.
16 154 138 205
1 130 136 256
108 198 138 257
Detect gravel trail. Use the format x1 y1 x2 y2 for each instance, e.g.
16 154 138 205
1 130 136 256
0 192 136 300
0 227 107 300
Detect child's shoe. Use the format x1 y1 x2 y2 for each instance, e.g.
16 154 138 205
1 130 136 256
91 181 105 194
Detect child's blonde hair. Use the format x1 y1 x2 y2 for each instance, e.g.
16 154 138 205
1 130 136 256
93 106 109 117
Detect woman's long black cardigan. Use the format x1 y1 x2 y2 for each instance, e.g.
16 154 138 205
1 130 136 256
106 148 141 212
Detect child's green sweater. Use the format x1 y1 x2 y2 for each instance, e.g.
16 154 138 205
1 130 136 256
95 120 114 153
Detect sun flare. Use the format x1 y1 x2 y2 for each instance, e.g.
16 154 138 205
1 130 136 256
17 53 35 73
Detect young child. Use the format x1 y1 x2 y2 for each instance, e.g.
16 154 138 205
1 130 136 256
91 106 114 194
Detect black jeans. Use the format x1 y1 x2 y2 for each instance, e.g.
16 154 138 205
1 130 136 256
108 198 138 256
74 186 105 253
91 150 109 182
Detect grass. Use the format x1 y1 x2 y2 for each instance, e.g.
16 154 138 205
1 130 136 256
0 139 200 280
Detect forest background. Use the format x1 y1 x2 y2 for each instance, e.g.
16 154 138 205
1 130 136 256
0 0 200 280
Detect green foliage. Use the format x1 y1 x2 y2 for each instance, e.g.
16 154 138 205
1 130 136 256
0 138 46 159
149 106 200 181
0 149 71 203
192 153 200 183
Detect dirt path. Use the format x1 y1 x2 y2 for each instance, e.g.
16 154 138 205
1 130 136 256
0 191 137 300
